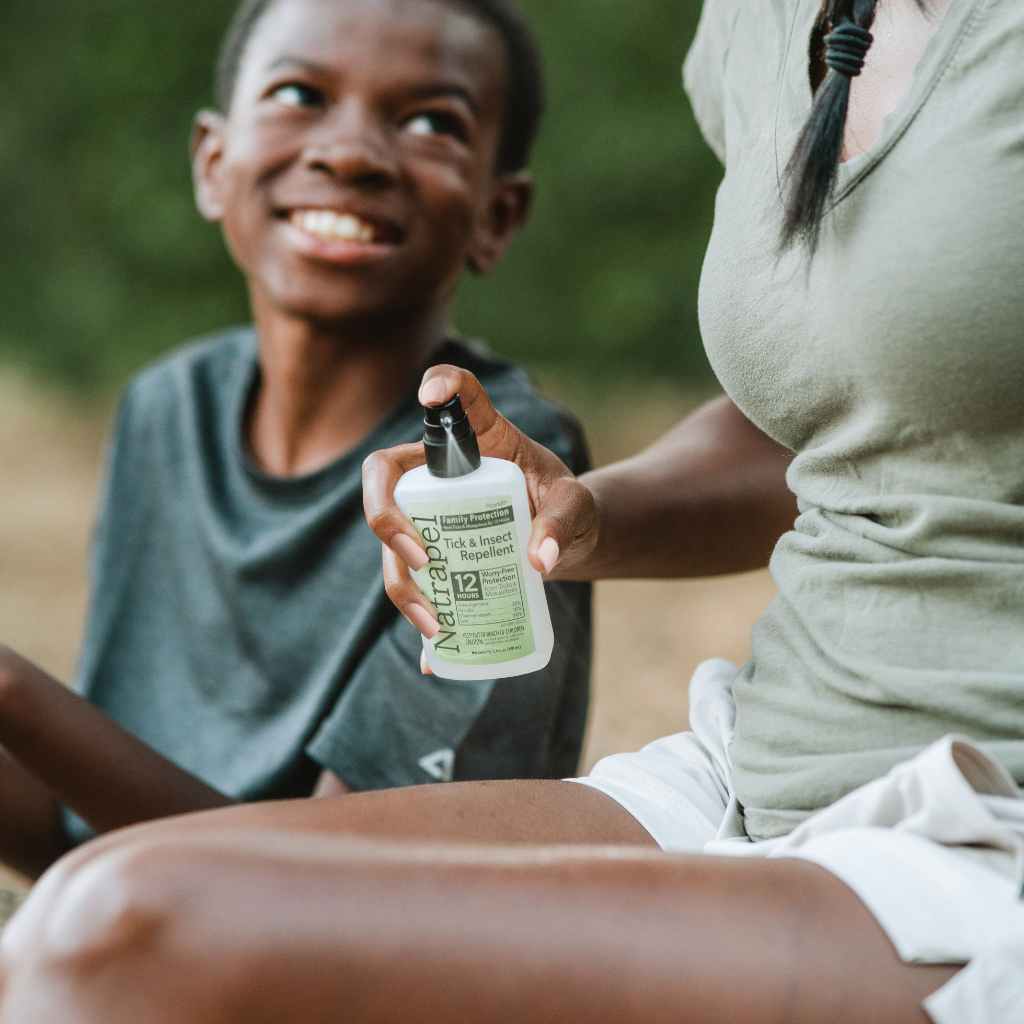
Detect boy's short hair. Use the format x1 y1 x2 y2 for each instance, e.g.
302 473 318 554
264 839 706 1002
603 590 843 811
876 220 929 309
214 0 545 174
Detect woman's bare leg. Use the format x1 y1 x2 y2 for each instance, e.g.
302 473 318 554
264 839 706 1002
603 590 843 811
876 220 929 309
1 829 958 1024
6 778 655 965
33 778 656 883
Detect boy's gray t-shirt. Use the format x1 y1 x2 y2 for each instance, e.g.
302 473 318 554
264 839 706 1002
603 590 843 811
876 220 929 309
63 330 591 844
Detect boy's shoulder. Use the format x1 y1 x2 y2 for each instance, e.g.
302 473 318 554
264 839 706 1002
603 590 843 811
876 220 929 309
124 327 253 408
117 327 255 432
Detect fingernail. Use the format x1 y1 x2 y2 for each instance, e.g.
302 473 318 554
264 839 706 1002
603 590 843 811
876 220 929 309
420 378 448 406
537 537 560 574
408 604 440 638
393 534 429 570
420 649 434 676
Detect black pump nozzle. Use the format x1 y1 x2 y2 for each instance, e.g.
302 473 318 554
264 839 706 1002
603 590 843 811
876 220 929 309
423 395 481 478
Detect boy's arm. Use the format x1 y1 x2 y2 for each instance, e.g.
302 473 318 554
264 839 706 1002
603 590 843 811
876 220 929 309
0 745 69 880
0 646 232 877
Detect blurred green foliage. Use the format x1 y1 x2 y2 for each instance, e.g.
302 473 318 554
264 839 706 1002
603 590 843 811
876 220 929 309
1 0 720 395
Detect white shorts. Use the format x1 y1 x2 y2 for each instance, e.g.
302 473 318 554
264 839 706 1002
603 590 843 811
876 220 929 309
570 659 1024 1023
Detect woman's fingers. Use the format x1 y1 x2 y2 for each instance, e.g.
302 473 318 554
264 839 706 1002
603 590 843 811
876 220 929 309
390 534 429 572
417 367 601 577
534 538 561 575
379 540 437 674
419 365 519 459
381 544 439 640
369 365 599 605
528 475 600 577
362 442 429 570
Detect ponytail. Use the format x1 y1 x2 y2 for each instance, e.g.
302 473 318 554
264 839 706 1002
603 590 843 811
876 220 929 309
780 0 880 254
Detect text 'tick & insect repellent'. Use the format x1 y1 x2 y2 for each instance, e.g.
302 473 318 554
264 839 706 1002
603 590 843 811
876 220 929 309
394 396 554 681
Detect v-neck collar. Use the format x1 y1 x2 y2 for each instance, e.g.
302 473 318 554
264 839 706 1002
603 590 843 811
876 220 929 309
782 0 986 201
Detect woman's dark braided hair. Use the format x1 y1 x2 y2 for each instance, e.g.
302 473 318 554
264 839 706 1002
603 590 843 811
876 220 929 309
214 0 544 174
780 0 927 254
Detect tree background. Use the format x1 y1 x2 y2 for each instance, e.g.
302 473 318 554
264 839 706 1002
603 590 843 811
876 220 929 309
1 0 720 396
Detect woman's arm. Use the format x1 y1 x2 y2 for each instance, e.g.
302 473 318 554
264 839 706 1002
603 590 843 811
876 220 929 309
580 394 795 579
362 368 794 632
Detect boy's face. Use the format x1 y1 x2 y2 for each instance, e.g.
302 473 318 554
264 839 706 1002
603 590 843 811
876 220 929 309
192 0 530 327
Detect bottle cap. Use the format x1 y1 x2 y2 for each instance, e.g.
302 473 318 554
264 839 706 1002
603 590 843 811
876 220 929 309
422 395 481 478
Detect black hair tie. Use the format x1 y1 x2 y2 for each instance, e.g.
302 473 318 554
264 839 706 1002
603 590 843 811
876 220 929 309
824 21 874 78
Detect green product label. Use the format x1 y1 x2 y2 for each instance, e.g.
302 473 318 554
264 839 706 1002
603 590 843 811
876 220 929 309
408 495 534 666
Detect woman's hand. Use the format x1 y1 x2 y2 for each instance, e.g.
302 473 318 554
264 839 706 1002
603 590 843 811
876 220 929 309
362 365 599 638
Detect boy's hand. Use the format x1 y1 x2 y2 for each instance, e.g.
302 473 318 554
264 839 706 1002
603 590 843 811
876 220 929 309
362 365 598 638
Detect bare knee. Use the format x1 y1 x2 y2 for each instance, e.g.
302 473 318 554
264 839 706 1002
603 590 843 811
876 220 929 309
0 840 201 1023
7 840 182 969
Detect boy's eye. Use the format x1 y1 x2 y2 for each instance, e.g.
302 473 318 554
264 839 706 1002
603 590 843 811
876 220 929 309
269 82 324 108
404 111 468 142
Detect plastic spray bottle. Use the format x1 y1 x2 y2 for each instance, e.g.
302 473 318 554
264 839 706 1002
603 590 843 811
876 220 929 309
394 396 554 681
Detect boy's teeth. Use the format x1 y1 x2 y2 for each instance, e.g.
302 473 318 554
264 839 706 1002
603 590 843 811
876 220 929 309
293 210 377 244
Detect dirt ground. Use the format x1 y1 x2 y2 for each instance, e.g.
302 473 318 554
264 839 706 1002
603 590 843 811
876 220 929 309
0 369 775 903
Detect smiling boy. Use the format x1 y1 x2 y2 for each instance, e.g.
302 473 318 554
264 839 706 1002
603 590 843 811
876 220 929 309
0 0 590 876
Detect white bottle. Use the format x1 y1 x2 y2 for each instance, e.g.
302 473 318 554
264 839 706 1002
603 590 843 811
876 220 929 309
394 396 554 681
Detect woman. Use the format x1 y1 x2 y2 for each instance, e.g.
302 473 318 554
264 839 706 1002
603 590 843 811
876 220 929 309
2 0 1020 1020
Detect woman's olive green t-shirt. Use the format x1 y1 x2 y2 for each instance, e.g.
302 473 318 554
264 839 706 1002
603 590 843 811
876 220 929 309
683 0 1024 839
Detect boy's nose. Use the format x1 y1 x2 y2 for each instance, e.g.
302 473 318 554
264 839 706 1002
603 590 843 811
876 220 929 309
304 139 397 187
303 108 398 188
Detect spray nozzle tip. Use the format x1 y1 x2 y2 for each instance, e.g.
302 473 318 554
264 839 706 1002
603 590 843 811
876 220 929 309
423 395 465 426
421 392 480 477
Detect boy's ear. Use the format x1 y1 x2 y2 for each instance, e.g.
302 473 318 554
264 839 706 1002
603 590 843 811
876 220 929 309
467 173 534 275
190 109 228 222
